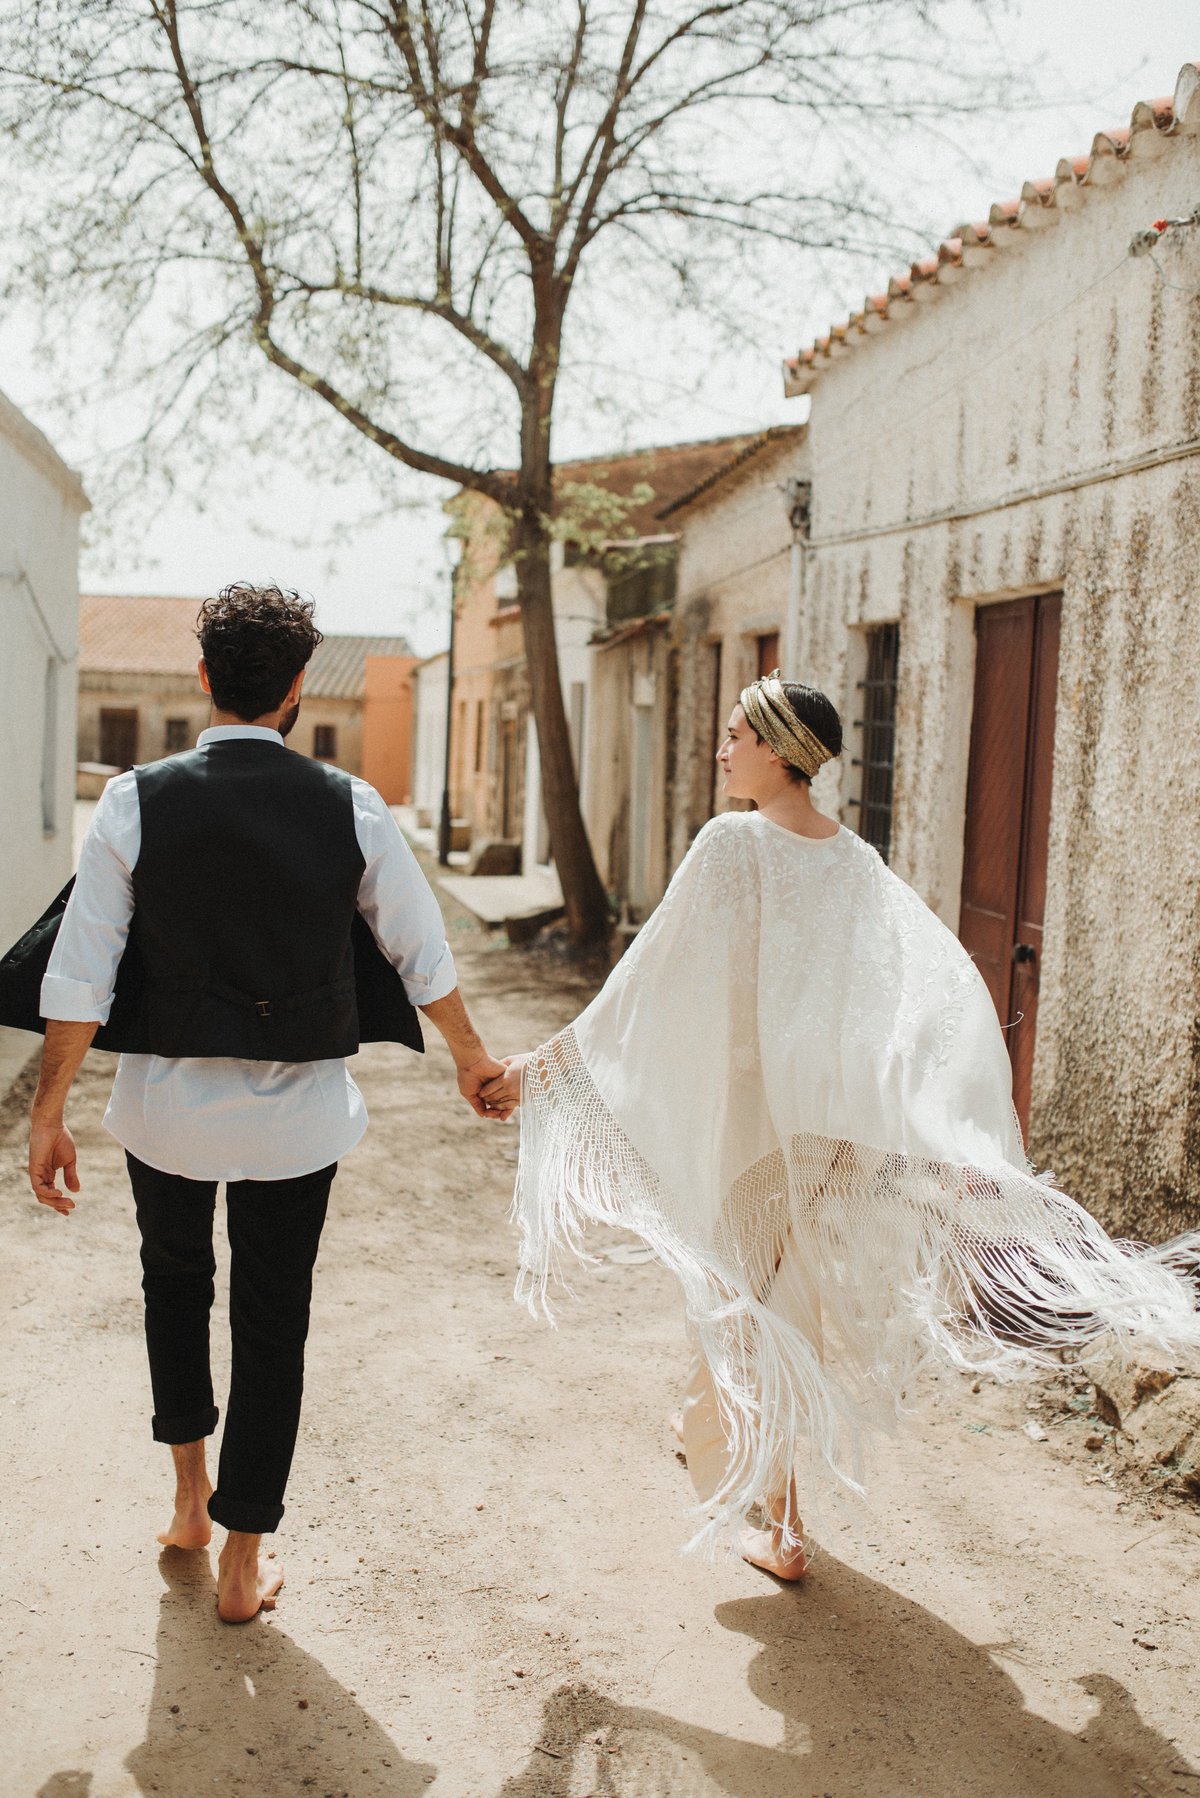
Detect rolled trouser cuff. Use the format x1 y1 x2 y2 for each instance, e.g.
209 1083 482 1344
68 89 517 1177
208 1489 285 1535
152 1404 219 1445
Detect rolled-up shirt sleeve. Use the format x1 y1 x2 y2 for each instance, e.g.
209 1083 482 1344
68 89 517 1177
352 782 458 1004
40 773 140 1024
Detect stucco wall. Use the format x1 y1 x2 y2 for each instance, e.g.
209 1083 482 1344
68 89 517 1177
362 655 417 803
793 126 1200 1235
411 654 449 824
669 439 809 862
0 390 87 956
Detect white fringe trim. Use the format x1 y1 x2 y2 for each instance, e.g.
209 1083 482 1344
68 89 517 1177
512 1027 1200 1555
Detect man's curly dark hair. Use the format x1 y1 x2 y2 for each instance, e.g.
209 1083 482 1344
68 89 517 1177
196 583 324 721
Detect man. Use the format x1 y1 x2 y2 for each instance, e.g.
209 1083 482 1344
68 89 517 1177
26 583 507 1622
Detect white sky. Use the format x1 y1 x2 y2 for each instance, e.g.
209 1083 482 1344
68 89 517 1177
1 1 1196 655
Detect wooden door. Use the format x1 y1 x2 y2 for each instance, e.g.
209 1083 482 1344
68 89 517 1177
958 593 1061 1138
99 708 138 769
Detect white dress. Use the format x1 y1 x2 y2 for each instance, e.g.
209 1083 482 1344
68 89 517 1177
513 812 1199 1550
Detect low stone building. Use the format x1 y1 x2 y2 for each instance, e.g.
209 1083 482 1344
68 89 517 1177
657 427 809 875
77 594 415 797
445 436 754 890
0 387 88 958
770 62 1200 1235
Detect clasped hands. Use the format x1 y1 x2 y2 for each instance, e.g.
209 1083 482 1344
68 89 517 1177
457 1053 526 1122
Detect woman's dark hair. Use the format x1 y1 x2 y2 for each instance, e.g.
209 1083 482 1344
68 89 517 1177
196 583 323 720
745 679 843 783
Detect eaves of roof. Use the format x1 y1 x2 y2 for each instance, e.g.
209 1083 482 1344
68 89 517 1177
783 61 1200 397
656 425 807 518
590 613 671 651
0 385 89 512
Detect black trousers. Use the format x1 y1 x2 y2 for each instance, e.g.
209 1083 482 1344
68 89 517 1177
127 1152 335 1535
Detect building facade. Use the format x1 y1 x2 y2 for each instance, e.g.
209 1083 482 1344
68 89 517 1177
775 62 1200 1236
445 436 754 895
77 594 415 797
662 428 810 873
0 387 88 955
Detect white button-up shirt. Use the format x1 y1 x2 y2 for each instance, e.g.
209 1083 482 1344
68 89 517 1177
41 726 457 1183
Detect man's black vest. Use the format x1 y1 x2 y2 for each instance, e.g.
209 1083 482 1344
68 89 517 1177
0 740 425 1061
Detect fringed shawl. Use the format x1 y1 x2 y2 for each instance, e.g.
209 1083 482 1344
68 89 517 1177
513 812 1200 1552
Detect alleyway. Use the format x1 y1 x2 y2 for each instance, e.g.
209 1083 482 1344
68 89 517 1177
2 870 1198 1798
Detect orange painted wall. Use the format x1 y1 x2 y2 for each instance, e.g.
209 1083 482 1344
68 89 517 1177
361 655 418 802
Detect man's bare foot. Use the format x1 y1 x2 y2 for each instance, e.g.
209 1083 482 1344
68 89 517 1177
158 1440 213 1548
740 1524 809 1581
157 1498 213 1550
217 1531 284 1623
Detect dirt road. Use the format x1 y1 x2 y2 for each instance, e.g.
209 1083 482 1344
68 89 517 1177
2 877 1198 1798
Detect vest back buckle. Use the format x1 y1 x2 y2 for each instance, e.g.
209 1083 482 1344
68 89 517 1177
255 999 273 1019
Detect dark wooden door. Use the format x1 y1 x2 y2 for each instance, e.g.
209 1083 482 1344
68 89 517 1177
959 593 1061 1138
99 708 138 769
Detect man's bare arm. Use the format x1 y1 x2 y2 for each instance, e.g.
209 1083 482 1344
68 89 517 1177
28 1020 98 1215
418 988 512 1120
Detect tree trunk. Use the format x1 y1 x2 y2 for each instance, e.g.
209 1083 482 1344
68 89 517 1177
513 510 611 946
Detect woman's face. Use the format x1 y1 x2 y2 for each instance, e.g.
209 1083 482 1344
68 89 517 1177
716 703 777 800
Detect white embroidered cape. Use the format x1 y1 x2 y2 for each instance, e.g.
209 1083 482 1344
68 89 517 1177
513 812 1199 1550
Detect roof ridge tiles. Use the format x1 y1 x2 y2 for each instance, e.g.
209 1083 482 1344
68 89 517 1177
784 59 1200 396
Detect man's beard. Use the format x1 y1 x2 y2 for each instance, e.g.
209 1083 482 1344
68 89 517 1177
278 701 301 739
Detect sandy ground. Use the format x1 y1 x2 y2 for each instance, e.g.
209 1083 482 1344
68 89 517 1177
3 868 1199 1798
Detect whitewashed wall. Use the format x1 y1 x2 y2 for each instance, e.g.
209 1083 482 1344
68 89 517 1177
0 388 88 959
669 437 809 864
411 652 449 825
790 95 1200 1235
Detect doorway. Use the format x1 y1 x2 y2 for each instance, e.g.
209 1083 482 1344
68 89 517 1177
99 708 139 769
958 592 1061 1138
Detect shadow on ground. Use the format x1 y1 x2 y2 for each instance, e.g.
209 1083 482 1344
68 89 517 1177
500 1554 1193 1797
39 1550 436 1798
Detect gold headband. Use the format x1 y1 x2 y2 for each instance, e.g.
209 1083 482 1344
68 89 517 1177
739 670 834 779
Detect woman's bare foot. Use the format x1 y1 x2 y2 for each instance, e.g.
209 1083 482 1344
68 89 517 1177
740 1524 809 1581
668 1410 685 1447
158 1440 213 1548
217 1531 285 1623
741 1476 808 1580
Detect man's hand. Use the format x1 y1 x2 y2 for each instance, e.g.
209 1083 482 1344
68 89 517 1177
27 1020 97 1218
28 1120 81 1216
457 1053 517 1122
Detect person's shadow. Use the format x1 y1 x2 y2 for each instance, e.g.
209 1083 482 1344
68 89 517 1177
39 1550 435 1798
499 1554 1193 1796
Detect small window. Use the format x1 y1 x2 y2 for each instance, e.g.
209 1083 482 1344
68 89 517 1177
851 623 900 862
313 724 337 760
164 718 190 753
474 700 486 774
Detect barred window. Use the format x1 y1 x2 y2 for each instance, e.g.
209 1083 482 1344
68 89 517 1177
851 623 899 862
313 724 337 760
164 717 190 752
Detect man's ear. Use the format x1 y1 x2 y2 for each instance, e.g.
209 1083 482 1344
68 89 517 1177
198 658 212 696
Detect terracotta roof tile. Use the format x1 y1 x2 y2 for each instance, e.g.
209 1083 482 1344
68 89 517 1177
784 60 1200 396
656 424 808 518
80 594 411 698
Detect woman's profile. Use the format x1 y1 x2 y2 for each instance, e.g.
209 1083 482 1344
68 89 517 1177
482 672 1200 1578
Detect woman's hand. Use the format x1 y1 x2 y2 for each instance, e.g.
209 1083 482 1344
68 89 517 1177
479 1054 527 1119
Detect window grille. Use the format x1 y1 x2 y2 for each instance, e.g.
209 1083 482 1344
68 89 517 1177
164 718 190 753
313 724 337 760
850 623 899 862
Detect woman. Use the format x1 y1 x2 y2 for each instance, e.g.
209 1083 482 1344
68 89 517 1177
481 673 1199 1579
